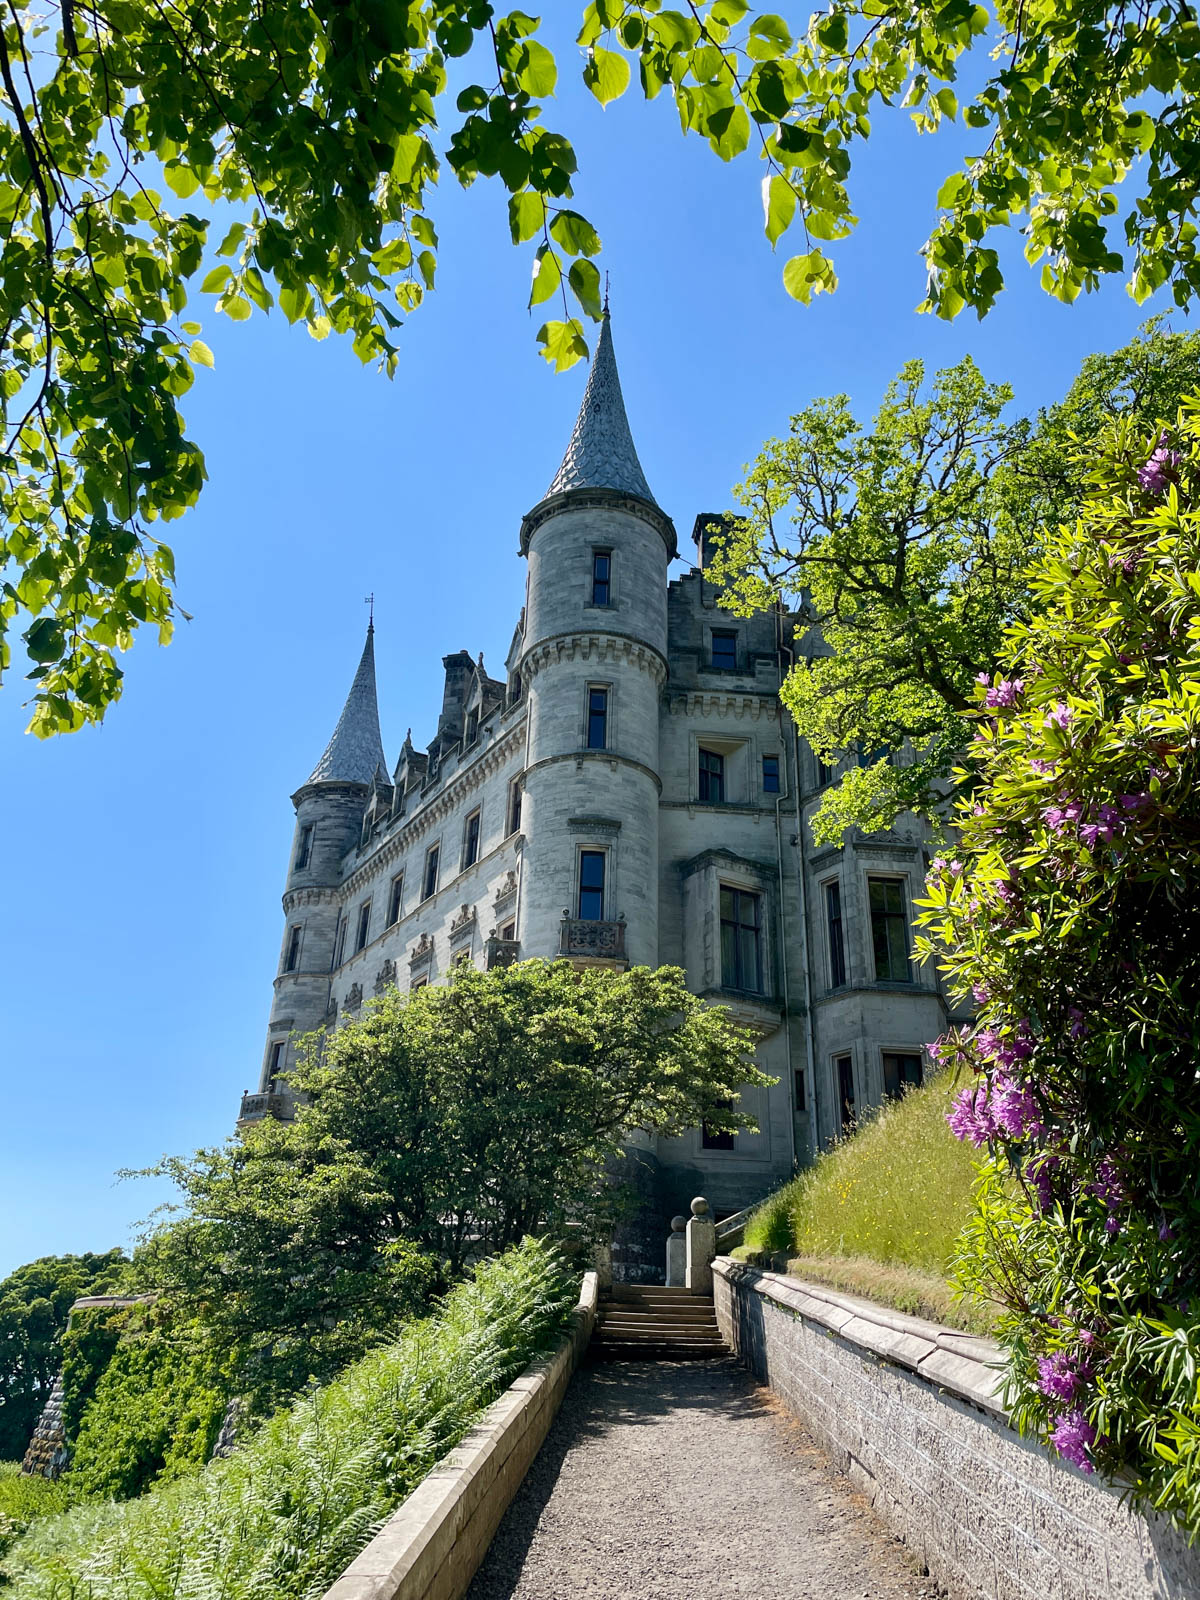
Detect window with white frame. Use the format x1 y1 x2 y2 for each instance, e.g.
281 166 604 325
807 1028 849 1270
578 850 606 920
586 686 609 750
868 877 910 982
720 886 762 992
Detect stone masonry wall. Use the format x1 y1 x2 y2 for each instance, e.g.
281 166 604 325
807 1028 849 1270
714 1259 1200 1600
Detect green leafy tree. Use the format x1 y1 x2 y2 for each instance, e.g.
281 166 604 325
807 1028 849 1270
0 1250 126 1461
709 323 1200 842
7 1 1200 736
917 407 1200 1527
62 1302 232 1501
139 960 763 1408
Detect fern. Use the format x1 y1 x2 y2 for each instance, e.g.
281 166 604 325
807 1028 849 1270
3 1239 577 1600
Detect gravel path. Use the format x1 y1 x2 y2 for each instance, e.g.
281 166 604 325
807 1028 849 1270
465 1358 940 1600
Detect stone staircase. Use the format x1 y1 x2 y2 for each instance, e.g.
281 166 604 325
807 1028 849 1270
590 1284 728 1361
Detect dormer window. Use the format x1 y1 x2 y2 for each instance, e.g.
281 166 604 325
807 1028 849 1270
591 550 612 606
711 630 738 671
465 709 479 746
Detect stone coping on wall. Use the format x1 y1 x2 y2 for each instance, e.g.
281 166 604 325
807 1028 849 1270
322 1270 598 1600
714 1258 1006 1420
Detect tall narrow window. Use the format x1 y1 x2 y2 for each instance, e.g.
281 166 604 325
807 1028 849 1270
578 850 606 920
816 753 835 787
762 754 780 793
387 874 404 927
883 1053 923 1100
711 630 738 671
267 1041 286 1086
836 1054 855 1133
333 917 347 970
720 887 762 992
869 877 911 981
825 881 846 988
462 809 481 869
507 779 522 836
699 747 725 804
284 925 302 973
422 845 440 902
587 687 609 750
591 550 612 606
794 1068 807 1113
355 900 371 954
701 1098 735 1150
295 824 314 870
508 672 522 707
465 708 479 746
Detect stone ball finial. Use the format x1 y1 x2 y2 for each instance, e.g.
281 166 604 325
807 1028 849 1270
690 1196 711 1219
670 1215 687 1233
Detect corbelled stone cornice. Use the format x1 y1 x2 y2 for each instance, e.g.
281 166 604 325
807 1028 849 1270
521 630 668 688
664 690 780 720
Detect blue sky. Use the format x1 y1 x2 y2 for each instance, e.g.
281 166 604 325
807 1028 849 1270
0 22 1179 1277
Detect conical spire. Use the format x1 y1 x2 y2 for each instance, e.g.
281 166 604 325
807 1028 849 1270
543 311 658 505
307 623 389 786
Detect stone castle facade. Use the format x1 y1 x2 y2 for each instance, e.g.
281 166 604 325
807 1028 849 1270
240 312 962 1232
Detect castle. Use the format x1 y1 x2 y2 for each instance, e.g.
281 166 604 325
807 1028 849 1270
240 311 958 1238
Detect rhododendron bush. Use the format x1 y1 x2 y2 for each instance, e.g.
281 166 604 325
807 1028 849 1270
917 408 1200 1530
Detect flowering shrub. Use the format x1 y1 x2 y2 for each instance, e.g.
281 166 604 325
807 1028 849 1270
917 406 1200 1529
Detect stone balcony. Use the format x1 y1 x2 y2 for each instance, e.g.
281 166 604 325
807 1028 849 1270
237 1089 292 1125
559 916 627 968
485 936 521 970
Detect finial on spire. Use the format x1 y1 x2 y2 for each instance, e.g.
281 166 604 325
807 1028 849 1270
603 271 610 315
364 591 375 631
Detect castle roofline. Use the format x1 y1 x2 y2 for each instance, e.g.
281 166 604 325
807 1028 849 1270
305 622 389 787
519 311 675 556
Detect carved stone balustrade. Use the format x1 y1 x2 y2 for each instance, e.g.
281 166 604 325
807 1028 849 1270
558 916 627 964
237 1090 290 1124
485 937 521 970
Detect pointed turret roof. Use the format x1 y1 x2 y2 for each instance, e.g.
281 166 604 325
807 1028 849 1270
543 311 658 506
307 623 389 786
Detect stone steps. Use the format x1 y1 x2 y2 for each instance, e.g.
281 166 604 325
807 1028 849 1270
590 1288 728 1362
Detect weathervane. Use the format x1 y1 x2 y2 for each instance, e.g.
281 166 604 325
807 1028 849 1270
364 592 375 629
603 271 610 314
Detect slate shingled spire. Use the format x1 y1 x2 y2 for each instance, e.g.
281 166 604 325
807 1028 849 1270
543 310 658 506
307 623 389 785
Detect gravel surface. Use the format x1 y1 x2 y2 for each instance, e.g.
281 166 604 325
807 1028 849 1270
465 1358 941 1600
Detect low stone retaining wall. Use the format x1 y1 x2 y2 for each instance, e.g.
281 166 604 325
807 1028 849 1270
714 1258 1200 1600
324 1271 598 1600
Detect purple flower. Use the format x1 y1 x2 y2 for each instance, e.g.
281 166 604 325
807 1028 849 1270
991 1075 1044 1139
976 672 991 687
1137 436 1181 495
985 678 1026 709
972 983 990 1005
976 1028 1003 1059
1030 759 1057 776
1026 1153 1060 1213
1048 703 1075 731
947 1083 996 1147
1038 1352 1084 1403
1159 1221 1175 1243
1079 1329 1097 1349
1068 1006 1087 1041
1043 800 1083 834
1050 1409 1097 1473
1120 792 1151 812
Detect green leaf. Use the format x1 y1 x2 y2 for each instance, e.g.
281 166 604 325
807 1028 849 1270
200 266 232 294
782 249 838 303
536 318 589 372
817 13 849 52
509 190 545 245
568 258 603 318
189 339 214 369
747 14 792 60
584 47 631 106
529 246 562 306
763 173 797 246
550 209 602 256
519 40 558 97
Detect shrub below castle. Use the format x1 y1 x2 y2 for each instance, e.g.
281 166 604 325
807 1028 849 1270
919 407 1200 1529
2 1239 578 1599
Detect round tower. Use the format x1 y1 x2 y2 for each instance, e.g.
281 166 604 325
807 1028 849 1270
241 623 388 1123
517 311 675 968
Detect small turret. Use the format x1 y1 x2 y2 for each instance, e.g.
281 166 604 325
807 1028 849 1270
241 622 389 1125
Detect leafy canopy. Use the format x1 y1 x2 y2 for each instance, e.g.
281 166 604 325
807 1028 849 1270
917 407 1200 1524
709 323 1200 842
8 0 1200 736
0 1250 127 1461
138 960 764 1409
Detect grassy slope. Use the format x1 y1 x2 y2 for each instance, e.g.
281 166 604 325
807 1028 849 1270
740 1075 991 1333
2 1240 577 1600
